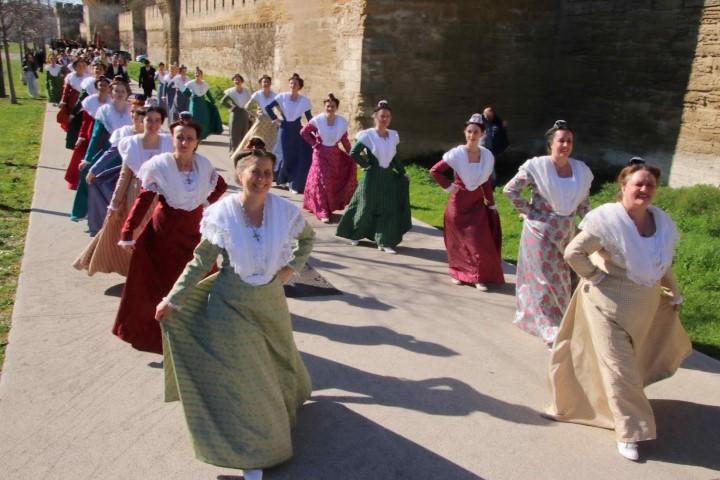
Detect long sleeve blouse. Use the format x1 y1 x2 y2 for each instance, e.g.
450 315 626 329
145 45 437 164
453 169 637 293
503 167 590 218
429 159 496 206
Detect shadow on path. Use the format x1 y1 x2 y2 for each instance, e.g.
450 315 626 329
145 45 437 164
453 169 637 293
304 352 551 423
644 399 720 471
680 351 720 375
292 314 458 357
267 400 485 479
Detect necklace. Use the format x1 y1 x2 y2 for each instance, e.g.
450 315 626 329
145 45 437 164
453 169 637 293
239 201 264 243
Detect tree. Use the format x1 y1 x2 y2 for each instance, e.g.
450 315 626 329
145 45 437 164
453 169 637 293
0 0 57 103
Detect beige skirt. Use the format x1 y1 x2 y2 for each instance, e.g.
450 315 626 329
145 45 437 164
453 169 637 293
546 274 691 441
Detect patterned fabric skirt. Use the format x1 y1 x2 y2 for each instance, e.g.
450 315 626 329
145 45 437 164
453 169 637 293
302 144 357 220
546 274 691 441
73 177 156 276
237 115 278 156
163 268 311 469
443 188 504 284
336 165 412 248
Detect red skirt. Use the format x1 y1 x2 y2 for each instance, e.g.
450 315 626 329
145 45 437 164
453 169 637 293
302 144 357 220
444 188 505 285
112 197 205 354
64 138 88 190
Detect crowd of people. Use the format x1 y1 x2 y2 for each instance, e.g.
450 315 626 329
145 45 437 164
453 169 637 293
46 50 692 477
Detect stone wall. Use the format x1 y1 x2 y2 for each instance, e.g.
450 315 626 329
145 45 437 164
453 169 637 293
55 3 83 41
82 2 123 49
145 5 167 64
118 11 134 53
550 0 719 187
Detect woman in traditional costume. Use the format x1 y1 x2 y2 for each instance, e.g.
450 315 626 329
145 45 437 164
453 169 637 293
57 58 90 149
265 73 313 193
45 53 64 104
164 64 179 124
21 53 39 98
71 80 132 222
503 120 593 345
221 73 252 153
155 62 168 110
430 113 504 291
235 75 277 155
300 93 356 223
183 67 223 141
546 160 691 461
170 65 190 125
74 106 173 276
155 149 313 480
336 100 411 254
112 122 227 353
64 76 111 191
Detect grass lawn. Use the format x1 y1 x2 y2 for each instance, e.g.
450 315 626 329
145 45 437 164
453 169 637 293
0 60 47 371
405 163 720 359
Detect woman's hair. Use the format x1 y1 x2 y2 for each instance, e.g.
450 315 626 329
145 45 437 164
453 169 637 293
170 120 202 140
373 100 392 113
132 106 148 117
109 79 130 96
94 76 111 88
233 148 275 169
145 105 167 122
232 73 244 82
259 74 272 84
195 67 203 75
246 136 266 150
158 62 165 68
324 93 340 107
615 158 662 200
288 73 304 89
72 57 87 68
544 119 574 152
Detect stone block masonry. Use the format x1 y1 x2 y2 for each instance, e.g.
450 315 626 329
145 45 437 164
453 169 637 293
132 0 718 187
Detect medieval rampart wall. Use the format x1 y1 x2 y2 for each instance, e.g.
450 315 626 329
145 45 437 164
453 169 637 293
118 11 134 54
145 5 167 63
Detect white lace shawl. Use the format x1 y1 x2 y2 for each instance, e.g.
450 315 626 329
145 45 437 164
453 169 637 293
172 74 189 90
355 128 400 168
138 152 219 211
185 80 209 97
442 145 494 191
520 156 593 216
579 202 679 287
81 94 110 119
223 87 251 107
94 103 132 133
65 72 89 92
275 92 311 122
119 134 174 174
200 193 307 286
309 113 348 146
80 76 97 95
110 125 135 147
46 64 62 76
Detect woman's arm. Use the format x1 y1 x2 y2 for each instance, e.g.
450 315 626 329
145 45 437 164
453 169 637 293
340 132 351 152
429 159 453 190
661 268 683 305
264 99 280 120
502 169 532 215
287 222 316 272
119 189 156 245
576 196 591 219
206 175 228 205
300 122 318 146
220 93 234 110
349 141 370 169
108 164 133 212
304 110 312 122
563 230 605 282
482 179 497 209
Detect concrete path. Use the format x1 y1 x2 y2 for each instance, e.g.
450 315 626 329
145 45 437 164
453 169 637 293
1 105 719 480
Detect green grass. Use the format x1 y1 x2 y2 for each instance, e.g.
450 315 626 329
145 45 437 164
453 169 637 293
0 60 47 371
406 162 720 359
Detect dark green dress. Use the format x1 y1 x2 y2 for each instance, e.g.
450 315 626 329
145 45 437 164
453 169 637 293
185 82 223 141
336 130 412 248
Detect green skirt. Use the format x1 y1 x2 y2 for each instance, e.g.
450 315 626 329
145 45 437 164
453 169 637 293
336 165 412 248
163 268 312 469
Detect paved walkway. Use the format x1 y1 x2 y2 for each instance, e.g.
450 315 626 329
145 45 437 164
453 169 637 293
1 105 719 479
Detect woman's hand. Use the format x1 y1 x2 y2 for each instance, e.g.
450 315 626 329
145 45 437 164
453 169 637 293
155 300 174 322
120 242 135 253
86 172 96 184
78 160 89 171
272 119 282 127
278 266 296 284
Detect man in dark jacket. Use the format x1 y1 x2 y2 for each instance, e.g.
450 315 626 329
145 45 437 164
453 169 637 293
138 59 156 98
480 106 509 157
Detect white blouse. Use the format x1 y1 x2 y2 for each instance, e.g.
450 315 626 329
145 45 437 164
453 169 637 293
80 94 111 119
223 87 251 108
118 133 174 174
81 76 97 95
172 74 189 90
200 193 306 286
46 64 62 76
355 128 400 168
65 72 90 92
185 80 209 97
442 145 494 191
309 114 348 146
273 92 311 122
138 152 219 211
520 156 593 216
94 103 132 133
